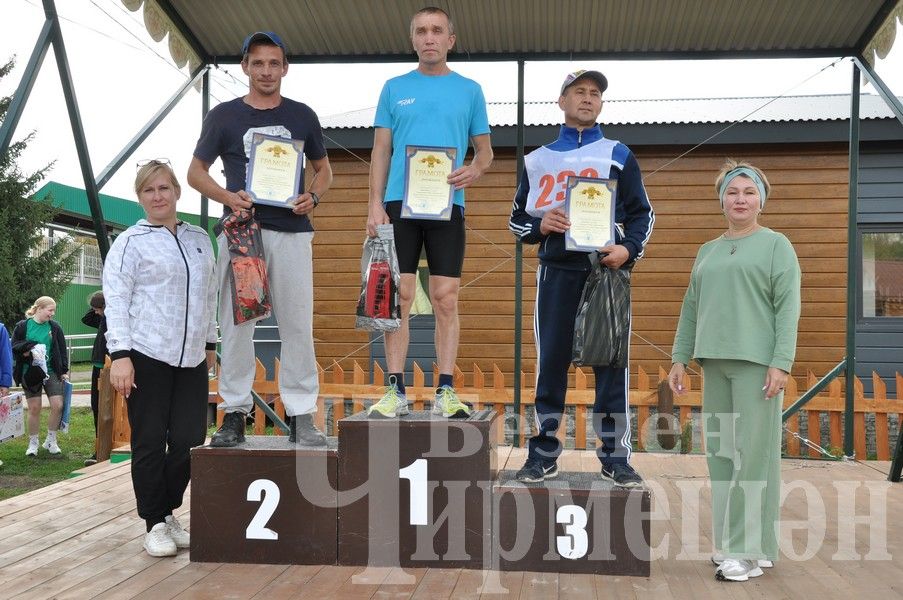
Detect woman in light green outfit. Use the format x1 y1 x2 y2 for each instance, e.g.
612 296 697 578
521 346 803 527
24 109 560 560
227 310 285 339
668 160 801 583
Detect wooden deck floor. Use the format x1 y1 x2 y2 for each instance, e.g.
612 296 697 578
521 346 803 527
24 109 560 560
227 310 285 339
1 449 901 599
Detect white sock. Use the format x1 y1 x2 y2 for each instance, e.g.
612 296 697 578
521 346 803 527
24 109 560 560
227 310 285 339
46 430 57 442
29 434 39 444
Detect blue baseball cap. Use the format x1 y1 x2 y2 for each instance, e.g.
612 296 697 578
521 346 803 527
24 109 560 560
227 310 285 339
241 31 286 56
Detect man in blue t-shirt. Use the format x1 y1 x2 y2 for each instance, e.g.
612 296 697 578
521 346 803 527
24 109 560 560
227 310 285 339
367 6 493 419
187 31 333 447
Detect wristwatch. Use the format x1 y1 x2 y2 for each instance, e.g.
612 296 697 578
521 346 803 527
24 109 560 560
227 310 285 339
310 192 320 207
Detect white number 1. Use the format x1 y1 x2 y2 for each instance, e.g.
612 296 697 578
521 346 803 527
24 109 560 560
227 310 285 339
399 459 428 525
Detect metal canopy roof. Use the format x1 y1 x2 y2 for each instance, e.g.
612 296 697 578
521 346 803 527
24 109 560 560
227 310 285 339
319 93 901 129
153 0 900 64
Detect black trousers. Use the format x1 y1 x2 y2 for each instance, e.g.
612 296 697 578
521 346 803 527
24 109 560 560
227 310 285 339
90 366 101 434
530 264 633 467
126 350 208 522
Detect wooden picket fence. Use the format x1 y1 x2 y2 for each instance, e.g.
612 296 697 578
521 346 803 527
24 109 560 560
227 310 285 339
109 360 903 460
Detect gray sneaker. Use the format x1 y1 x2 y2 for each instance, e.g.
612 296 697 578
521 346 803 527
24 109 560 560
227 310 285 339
289 414 327 446
716 558 764 582
712 553 773 569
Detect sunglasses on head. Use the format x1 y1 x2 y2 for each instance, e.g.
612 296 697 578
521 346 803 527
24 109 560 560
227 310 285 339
136 158 171 169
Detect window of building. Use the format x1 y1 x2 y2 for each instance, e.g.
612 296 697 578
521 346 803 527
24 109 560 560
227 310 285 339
861 230 903 318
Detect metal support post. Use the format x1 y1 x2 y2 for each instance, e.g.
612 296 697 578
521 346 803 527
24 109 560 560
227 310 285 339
44 0 109 257
513 59 525 447
0 19 53 155
844 63 861 458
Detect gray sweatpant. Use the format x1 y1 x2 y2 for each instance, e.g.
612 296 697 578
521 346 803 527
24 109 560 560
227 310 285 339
217 229 318 417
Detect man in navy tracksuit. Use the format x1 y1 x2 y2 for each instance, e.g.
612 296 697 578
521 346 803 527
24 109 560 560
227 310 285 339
508 70 654 486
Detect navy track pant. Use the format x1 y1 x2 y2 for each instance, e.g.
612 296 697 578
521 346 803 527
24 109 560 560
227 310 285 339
529 263 633 466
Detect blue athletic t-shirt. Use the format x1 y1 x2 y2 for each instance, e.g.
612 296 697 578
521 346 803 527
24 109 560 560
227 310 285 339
193 97 327 232
374 70 490 207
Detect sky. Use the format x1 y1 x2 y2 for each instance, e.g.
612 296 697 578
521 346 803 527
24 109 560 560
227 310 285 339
2 0 902 221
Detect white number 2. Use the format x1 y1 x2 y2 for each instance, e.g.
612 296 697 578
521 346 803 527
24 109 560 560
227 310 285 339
399 459 428 525
246 479 280 540
556 505 588 559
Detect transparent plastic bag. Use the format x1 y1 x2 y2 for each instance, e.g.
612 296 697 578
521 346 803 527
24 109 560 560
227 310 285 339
572 255 632 368
355 224 401 332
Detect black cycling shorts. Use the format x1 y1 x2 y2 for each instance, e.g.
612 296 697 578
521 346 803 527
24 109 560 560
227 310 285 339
385 202 466 277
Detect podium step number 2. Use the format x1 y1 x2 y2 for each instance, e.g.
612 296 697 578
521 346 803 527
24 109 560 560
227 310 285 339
246 479 280 540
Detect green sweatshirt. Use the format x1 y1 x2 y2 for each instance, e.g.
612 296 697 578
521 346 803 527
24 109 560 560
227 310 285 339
671 227 802 372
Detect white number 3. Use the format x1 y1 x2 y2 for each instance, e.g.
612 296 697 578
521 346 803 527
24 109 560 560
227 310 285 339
556 505 588 559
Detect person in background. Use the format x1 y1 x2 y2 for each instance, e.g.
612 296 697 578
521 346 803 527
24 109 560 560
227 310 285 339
81 290 107 466
669 159 801 582
11 296 69 457
0 322 11 398
104 159 217 557
0 323 10 468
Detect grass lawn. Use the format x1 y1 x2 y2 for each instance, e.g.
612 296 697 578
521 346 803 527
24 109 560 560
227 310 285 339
0 407 97 501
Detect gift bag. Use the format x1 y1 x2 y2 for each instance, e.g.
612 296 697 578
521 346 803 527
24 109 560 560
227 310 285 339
217 210 272 325
0 393 25 444
572 255 632 368
355 224 401 332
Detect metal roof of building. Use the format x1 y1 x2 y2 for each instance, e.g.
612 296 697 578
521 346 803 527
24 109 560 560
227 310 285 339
319 93 900 130
36 182 202 232
143 0 901 66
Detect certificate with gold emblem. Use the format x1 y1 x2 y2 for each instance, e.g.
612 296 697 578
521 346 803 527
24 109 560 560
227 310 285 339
402 145 456 220
246 133 305 208
563 176 617 252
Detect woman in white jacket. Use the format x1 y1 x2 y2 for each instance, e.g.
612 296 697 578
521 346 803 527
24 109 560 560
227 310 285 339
103 159 217 557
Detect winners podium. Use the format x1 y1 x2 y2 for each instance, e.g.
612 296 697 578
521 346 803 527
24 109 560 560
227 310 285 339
190 409 650 575
190 436 338 564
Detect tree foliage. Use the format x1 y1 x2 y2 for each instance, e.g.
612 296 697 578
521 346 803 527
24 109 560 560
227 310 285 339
0 58 77 330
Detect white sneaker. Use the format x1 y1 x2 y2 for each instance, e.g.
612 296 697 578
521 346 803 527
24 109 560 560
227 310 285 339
165 515 190 549
712 552 773 569
143 522 177 557
42 438 61 455
26 438 39 457
716 558 764 582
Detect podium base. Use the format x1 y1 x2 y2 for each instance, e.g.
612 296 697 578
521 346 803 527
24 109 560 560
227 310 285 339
190 436 338 565
495 470 651 576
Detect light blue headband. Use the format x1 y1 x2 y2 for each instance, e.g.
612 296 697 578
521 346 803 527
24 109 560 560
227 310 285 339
719 167 767 209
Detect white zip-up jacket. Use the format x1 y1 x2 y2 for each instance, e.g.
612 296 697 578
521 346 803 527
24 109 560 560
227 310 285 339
103 219 217 368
